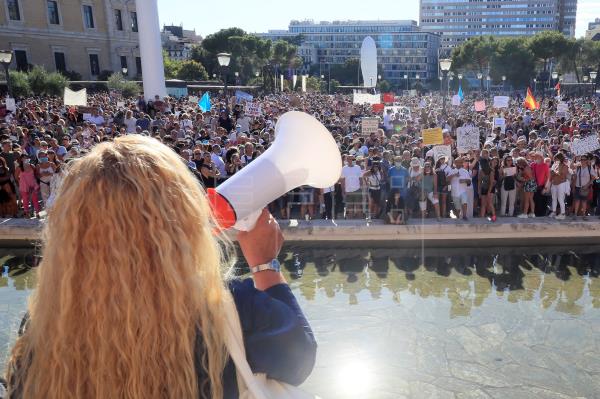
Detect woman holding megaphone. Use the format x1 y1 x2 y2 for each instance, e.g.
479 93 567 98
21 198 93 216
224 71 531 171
5 134 318 399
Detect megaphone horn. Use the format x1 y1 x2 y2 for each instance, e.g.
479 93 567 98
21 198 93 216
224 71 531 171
208 111 342 231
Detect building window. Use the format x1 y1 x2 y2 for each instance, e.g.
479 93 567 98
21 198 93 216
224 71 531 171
114 9 123 30
83 5 94 28
47 0 59 24
89 53 99 76
135 56 142 76
14 50 28 71
54 52 66 72
120 55 128 70
7 0 20 20
130 11 138 32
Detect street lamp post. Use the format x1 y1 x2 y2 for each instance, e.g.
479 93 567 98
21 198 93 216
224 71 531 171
217 52 231 94
591 71 598 96
439 59 452 114
550 71 558 97
0 50 13 98
477 72 483 94
438 76 443 93
533 78 537 95
234 71 239 86
502 75 506 95
486 76 491 95
448 74 454 98
415 74 420 94
122 67 128 79
404 74 408 92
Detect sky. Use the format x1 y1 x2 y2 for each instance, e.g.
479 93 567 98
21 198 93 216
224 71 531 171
157 0 600 39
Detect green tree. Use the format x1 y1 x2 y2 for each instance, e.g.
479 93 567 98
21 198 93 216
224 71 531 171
581 40 600 77
492 37 536 88
527 30 568 73
330 58 361 85
176 60 208 81
451 36 499 77
163 51 181 79
44 72 68 96
305 76 323 92
329 79 341 93
8 71 31 97
377 80 391 93
27 66 48 95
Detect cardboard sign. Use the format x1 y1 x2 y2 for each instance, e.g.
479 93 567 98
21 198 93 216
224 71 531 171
457 126 481 153
361 117 380 135
493 96 509 108
433 145 452 162
353 92 381 105
5 98 16 112
422 127 443 145
117 101 125 108
245 102 263 117
571 135 600 156
493 117 506 134
64 88 87 106
474 100 486 112
384 106 411 120
503 167 517 177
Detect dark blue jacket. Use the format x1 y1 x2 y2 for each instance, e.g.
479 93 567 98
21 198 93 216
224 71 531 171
195 279 317 398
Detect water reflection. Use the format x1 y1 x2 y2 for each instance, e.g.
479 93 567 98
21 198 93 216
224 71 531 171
282 245 600 317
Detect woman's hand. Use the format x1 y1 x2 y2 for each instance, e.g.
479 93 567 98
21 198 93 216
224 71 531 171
237 209 284 268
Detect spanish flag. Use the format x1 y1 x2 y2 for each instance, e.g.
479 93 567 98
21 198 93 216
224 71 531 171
524 87 539 110
555 82 561 97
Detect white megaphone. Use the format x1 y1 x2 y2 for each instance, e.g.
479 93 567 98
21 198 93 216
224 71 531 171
208 111 342 231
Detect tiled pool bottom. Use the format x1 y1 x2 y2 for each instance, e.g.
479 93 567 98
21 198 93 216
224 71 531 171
0 246 599 399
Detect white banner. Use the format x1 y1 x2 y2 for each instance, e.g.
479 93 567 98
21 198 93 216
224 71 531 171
64 87 87 106
493 117 506 134
451 95 461 106
292 74 297 90
5 98 16 112
301 75 307 93
457 126 481 153
116 101 125 108
361 117 379 135
353 92 381 105
280 75 284 92
571 135 600 156
188 95 199 105
433 145 452 162
245 102 263 117
384 106 411 121
493 96 509 108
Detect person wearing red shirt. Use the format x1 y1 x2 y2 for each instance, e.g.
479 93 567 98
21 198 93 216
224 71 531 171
531 152 550 216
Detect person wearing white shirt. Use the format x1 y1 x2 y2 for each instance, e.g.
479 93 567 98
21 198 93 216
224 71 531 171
123 110 137 133
237 113 251 133
341 155 364 219
211 145 227 177
448 157 471 220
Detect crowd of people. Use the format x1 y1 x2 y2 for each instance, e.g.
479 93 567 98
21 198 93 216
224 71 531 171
0 89 599 223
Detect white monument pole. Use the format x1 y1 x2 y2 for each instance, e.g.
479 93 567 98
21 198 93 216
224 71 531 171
135 0 167 100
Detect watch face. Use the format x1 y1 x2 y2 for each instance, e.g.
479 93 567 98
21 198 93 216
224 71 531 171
270 259 281 272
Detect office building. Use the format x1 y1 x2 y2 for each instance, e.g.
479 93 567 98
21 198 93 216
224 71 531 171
259 20 441 85
0 0 140 79
586 18 600 41
162 25 202 61
420 0 578 50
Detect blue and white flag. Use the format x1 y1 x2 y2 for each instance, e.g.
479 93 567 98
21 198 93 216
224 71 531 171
198 92 211 112
235 90 254 103
457 85 464 101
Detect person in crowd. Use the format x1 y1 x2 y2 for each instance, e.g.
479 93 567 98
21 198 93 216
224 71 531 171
386 189 405 225
5 135 316 399
448 157 471 221
389 156 409 218
517 157 537 219
478 158 497 221
15 154 40 218
123 110 137 133
420 161 441 220
363 161 382 218
341 155 363 219
531 151 550 216
0 157 17 217
407 157 423 219
36 151 56 208
550 152 570 220
435 156 451 218
499 155 517 217
571 154 597 220
199 152 220 189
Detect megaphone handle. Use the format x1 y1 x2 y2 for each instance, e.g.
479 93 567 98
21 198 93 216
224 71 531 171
233 209 263 232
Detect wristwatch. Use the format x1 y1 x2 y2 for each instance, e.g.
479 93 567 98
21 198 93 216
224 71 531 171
250 259 281 274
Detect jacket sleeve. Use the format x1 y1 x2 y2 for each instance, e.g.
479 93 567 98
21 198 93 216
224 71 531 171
229 279 317 386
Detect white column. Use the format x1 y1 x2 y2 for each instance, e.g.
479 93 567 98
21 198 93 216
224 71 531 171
135 0 166 100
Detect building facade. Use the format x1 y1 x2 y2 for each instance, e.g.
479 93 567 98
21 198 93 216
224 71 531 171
586 18 600 41
419 0 578 50
0 0 140 80
259 20 441 86
162 25 202 61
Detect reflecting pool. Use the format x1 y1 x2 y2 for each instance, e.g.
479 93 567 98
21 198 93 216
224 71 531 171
0 245 599 398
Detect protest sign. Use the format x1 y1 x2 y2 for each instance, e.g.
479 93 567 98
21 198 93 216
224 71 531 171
451 95 461 106
456 126 481 153
372 103 385 113
64 88 87 106
116 101 125 108
384 106 411 120
245 102 263 117
422 127 443 145
382 93 394 104
503 167 517 177
571 135 600 156
353 92 381 105
493 117 506 134
474 100 486 112
188 96 199 105
493 96 509 108
433 145 452 162
361 117 379 135
583 104 593 111
5 98 16 112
